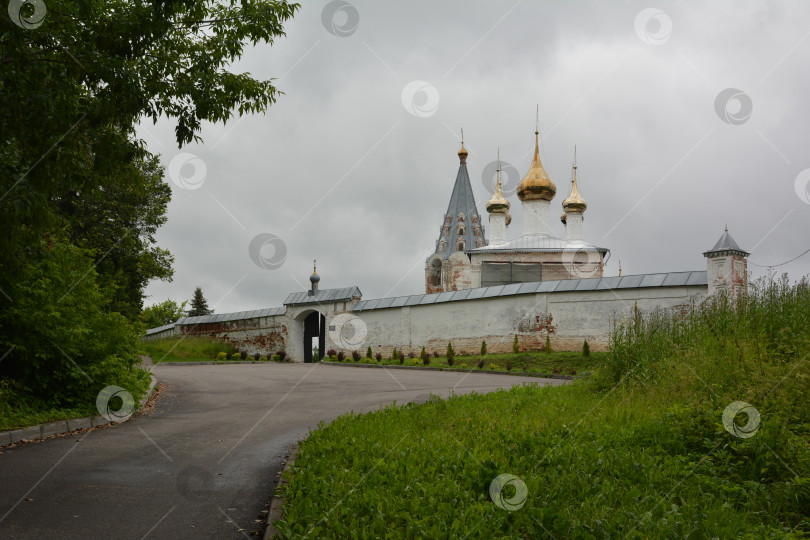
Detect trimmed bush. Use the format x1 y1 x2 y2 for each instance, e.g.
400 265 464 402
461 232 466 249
240 351 248 360
259 356 268 362
337 351 345 362
375 352 382 361
512 335 519 354
392 348 399 362
446 342 454 366
216 352 228 361
583 339 590 357
477 358 485 369
352 350 361 362
277 351 287 361
545 334 552 354
327 349 336 357
366 346 372 359
480 340 487 356
411 358 419 366
271 354 281 362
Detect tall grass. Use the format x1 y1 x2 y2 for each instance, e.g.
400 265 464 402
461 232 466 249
605 274 810 387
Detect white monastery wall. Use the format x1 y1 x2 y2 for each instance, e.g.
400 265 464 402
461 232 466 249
353 284 706 357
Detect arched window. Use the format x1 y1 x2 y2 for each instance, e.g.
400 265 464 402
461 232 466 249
457 240 465 251
429 259 442 286
458 226 465 236
457 212 465 223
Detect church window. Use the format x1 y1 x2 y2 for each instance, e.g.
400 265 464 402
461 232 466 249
457 240 465 251
457 212 465 222
458 226 465 236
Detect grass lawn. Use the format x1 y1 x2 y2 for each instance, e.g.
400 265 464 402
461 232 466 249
141 336 238 363
273 277 810 538
330 350 604 376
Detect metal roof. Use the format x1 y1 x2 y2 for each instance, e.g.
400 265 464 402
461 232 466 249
703 227 749 256
283 286 362 307
145 322 177 335
430 158 486 260
174 306 285 326
351 271 707 312
469 234 608 254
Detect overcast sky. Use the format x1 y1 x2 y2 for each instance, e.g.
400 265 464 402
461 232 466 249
139 0 810 314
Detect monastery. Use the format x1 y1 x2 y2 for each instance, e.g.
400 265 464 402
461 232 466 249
146 126 749 362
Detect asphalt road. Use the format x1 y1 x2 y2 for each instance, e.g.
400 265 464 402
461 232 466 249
0 364 564 539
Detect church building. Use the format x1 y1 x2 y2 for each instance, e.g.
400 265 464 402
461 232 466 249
425 126 609 293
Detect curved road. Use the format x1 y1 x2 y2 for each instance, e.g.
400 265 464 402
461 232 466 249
0 364 564 538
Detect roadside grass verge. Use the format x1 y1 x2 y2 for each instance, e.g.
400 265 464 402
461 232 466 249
141 336 237 363
273 275 810 538
331 350 604 376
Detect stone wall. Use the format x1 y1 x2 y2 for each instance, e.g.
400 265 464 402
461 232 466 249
352 284 706 357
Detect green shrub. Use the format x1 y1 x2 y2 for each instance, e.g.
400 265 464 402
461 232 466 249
506 359 512 371
477 358 484 369
512 334 519 354
259 356 268 362
446 343 454 366
545 334 552 354
375 352 382 362
366 346 372 359
337 351 344 362
480 340 487 356
351 350 361 362
392 348 399 362
216 352 228 361
582 339 590 357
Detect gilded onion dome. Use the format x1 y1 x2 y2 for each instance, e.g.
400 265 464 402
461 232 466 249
517 130 556 202
486 177 510 215
562 153 587 213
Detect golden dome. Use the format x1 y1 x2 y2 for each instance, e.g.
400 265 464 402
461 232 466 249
486 176 510 215
457 141 468 164
517 131 556 202
562 160 587 213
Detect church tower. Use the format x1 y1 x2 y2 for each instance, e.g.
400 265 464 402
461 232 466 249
486 153 511 245
425 137 486 293
516 122 556 236
561 147 587 244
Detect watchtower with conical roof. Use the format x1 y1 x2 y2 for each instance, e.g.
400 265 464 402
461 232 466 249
703 226 749 299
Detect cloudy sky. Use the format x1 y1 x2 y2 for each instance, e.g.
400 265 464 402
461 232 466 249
139 0 810 314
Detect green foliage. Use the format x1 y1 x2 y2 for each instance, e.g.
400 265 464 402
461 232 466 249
142 336 236 363
0 241 149 428
392 348 399 362
512 334 519 354
582 339 590 357
337 351 345 362
275 277 810 537
544 334 552 354
366 346 373 359
140 299 187 329
259 356 268 362
375 352 382 362
188 287 213 317
480 340 487 356
446 343 454 366
272 355 281 362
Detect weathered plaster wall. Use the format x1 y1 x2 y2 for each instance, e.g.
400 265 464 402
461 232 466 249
352 285 706 357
